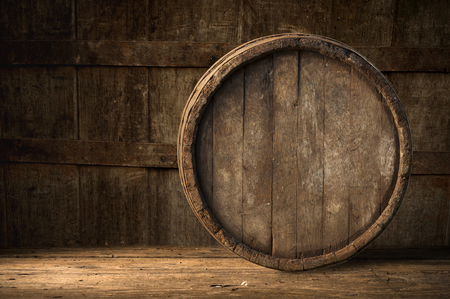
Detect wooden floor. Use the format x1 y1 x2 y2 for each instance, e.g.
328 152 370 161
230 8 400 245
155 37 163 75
0 247 449 298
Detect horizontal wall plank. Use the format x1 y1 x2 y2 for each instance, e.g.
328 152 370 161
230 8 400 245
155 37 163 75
0 41 449 71
412 151 450 175
0 41 238 68
0 138 448 173
358 47 450 72
0 139 176 168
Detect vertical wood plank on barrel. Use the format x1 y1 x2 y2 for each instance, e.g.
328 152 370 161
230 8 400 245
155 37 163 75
348 68 382 241
212 69 244 241
243 56 273 255
272 51 298 258
4 163 79 247
196 103 213 210
297 51 325 258
323 57 351 254
79 166 148 246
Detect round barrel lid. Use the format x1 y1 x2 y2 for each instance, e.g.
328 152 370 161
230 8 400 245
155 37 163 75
178 34 412 271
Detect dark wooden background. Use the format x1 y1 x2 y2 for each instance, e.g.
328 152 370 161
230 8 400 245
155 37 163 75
0 0 449 248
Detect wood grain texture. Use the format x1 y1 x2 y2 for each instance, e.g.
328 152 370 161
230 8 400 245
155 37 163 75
392 0 450 47
322 57 351 253
148 168 217 246
348 68 395 241
0 139 177 168
78 67 148 142
180 35 412 268
297 51 325 258
212 69 244 241
241 0 395 46
0 163 5 247
0 247 237 259
241 0 331 43
149 68 207 144
358 47 450 73
386 73 450 151
0 67 76 139
4 163 79 247
149 0 240 42
378 91 399 212
77 0 148 41
0 137 445 174
1 248 450 298
373 175 450 248
242 56 273 255
0 0 74 40
195 104 213 210
412 151 450 175
79 166 148 246
327 0 395 47
0 41 241 68
272 51 298 258
2 41 449 72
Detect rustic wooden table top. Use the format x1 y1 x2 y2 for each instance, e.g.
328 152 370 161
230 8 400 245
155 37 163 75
0 247 449 298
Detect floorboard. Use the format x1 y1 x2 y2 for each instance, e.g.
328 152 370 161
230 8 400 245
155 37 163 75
0 247 449 298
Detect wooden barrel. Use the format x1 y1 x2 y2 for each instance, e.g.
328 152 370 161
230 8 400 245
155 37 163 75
178 34 412 271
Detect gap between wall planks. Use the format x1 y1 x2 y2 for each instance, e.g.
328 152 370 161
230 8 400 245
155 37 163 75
0 41 449 72
0 138 448 175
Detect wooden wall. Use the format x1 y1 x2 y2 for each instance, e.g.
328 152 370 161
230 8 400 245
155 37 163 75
1 0 449 248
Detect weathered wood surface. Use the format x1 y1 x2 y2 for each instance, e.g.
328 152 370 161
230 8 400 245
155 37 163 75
4 163 79 247
79 166 148 246
0 163 5 247
78 66 148 142
322 57 351 254
386 73 450 152
240 0 395 46
149 0 241 42
0 67 76 139
412 152 450 175
296 51 324 258
0 0 449 252
0 41 240 68
0 0 74 40
0 138 177 168
0 138 446 174
77 0 148 41
1 246 449 259
1 41 449 72
0 247 449 298
210 69 244 242
149 68 207 144
148 169 217 246
392 0 450 47
184 35 410 270
272 51 298 258
6 0 444 48
242 56 273 255
373 175 450 248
